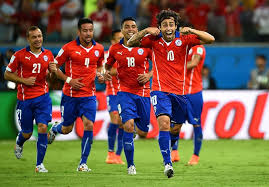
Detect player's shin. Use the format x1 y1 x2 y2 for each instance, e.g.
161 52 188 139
80 131 93 165
193 126 203 156
52 122 63 134
16 131 28 146
107 123 118 152
170 132 179 149
123 131 134 167
36 133 48 166
158 131 172 165
116 128 124 155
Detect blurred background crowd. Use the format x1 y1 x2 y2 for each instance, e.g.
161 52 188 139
0 0 269 91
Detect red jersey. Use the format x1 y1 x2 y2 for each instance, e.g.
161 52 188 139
55 38 104 97
106 39 151 97
6 46 54 101
141 32 200 95
185 45 206 94
105 50 119 96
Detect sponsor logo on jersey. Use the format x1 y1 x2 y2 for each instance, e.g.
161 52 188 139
117 51 123 55
137 48 144 55
95 50 99 57
43 55 48 61
75 51 81 55
175 39 182 46
25 56 31 60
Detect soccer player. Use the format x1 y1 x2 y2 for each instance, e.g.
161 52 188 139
47 18 105 172
170 45 206 165
127 10 214 178
105 29 125 165
4 26 55 172
105 17 152 175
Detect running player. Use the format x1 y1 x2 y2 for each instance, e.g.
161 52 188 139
127 10 214 177
47 18 105 172
4 26 55 172
105 17 152 175
171 45 206 165
105 30 125 165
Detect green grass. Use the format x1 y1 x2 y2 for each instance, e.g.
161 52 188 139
0 139 269 187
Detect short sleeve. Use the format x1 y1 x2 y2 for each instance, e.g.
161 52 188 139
6 52 19 73
55 45 69 66
185 34 200 48
140 34 154 48
97 46 104 67
106 46 116 66
193 46 204 56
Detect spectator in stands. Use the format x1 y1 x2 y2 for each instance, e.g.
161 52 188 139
148 0 171 27
202 65 217 89
0 0 16 42
207 0 226 42
11 0 41 46
185 0 210 31
0 48 14 89
61 0 82 41
253 0 269 42
37 0 49 39
89 0 113 42
248 55 269 89
224 0 243 42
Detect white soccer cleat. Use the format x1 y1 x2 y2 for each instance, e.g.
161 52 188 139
127 165 136 175
164 164 174 178
77 163 91 172
48 122 58 144
14 144 23 159
35 163 48 173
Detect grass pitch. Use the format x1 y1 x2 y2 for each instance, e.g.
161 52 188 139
0 139 268 187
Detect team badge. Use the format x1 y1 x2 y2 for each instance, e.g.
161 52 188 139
175 39 182 46
137 48 144 55
95 50 99 57
43 55 48 61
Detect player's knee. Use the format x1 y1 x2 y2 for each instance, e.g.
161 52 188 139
22 132 32 139
157 116 170 131
62 125 73 134
170 124 182 135
123 120 134 133
37 124 47 133
84 122 93 131
138 131 147 138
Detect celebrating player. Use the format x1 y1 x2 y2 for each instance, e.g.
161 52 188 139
105 30 125 165
170 45 206 165
47 18 104 172
4 26 55 172
105 17 152 175
127 10 214 178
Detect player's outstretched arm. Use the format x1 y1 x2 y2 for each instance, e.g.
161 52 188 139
127 27 160 47
4 70 36 86
180 27 215 44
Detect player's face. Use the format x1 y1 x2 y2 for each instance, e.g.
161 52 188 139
78 23 94 45
121 20 138 41
159 18 176 42
111 32 123 45
27 29 43 50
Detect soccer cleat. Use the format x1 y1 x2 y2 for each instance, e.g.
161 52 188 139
114 154 125 165
164 164 174 178
35 163 48 173
47 122 58 144
188 154 200 165
77 163 91 172
14 144 23 159
127 165 136 175
171 150 180 162
105 151 116 164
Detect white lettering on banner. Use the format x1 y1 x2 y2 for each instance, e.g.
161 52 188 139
16 91 269 140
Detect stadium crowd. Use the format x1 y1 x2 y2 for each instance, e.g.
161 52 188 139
0 0 269 44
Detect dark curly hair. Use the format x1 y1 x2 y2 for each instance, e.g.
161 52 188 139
156 10 180 27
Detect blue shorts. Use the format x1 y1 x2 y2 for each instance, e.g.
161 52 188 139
117 92 151 133
16 93 52 134
107 95 119 113
150 91 203 125
60 94 96 126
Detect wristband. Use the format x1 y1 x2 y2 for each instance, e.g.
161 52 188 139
66 77 72 84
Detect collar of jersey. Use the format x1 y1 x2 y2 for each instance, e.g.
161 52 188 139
26 46 45 52
158 31 180 38
76 37 96 46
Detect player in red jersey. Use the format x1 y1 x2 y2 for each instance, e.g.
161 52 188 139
105 30 125 165
47 18 105 172
105 17 152 175
171 45 206 165
4 26 55 172
127 10 214 178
